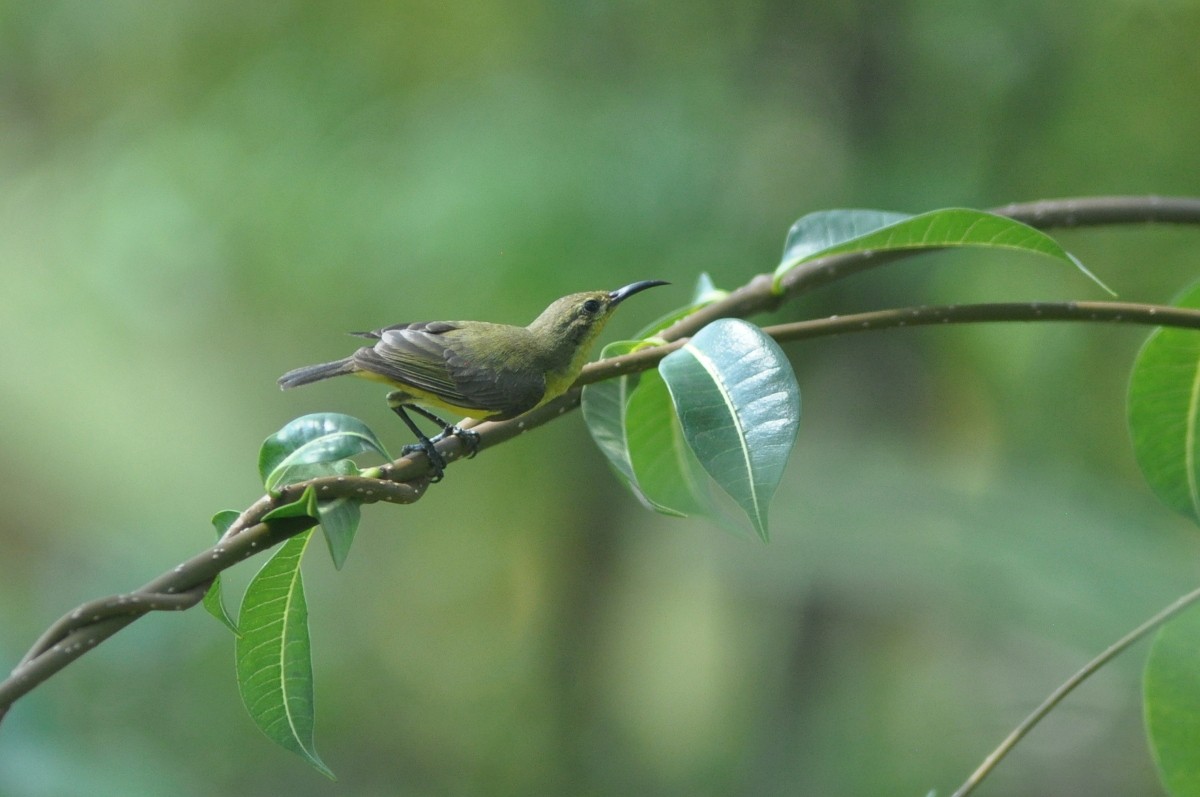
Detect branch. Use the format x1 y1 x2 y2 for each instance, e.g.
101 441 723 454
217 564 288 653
949 583 1200 797
0 478 425 722
3 194 1200 725
994 194 1200 227
778 194 1200 300
766 300 1200 340
561 300 1200 382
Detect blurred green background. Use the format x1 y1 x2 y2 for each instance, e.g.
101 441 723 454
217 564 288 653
2 1 1199 795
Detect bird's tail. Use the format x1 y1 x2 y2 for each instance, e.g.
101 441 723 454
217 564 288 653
277 357 358 389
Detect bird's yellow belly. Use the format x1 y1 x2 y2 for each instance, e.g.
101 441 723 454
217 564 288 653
351 370 504 421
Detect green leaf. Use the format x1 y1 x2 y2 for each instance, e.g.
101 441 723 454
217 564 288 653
690 272 723 305
1129 280 1200 524
260 413 391 492
203 510 242 636
235 529 333 779
317 497 360 571
624 368 716 518
261 456 362 570
659 319 800 541
261 457 366 568
773 207 1113 296
581 341 666 512
262 485 320 523
212 509 241 535
584 345 746 533
635 272 728 340
779 209 910 265
1145 606 1200 797
265 458 362 492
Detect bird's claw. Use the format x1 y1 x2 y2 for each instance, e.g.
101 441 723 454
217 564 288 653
430 425 482 459
401 440 447 482
399 425 478 481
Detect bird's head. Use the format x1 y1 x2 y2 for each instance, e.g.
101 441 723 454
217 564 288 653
529 281 669 351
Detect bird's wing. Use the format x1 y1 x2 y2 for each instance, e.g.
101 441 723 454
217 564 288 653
353 323 544 418
349 320 457 340
439 337 546 420
352 323 475 406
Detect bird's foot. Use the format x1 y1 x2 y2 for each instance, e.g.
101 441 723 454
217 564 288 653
430 425 482 459
401 439 448 483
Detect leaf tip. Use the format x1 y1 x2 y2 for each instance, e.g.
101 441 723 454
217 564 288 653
1069 252 1117 297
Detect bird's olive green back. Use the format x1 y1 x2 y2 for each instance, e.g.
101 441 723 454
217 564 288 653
352 321 548 420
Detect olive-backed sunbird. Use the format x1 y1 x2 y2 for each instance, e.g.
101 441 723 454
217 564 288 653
277 280 668 479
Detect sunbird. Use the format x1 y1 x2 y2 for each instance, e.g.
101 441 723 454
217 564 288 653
278 280 669 479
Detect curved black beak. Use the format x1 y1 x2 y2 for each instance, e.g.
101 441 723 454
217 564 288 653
608 280 670 305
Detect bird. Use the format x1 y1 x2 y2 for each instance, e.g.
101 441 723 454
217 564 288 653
277 280 669 480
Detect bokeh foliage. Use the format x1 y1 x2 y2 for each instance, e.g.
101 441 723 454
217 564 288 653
2 1 1199 795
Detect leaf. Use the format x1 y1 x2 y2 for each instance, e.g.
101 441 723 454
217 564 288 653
260 413 391 492
584 347 746 533
235 528 333 779
1145 607 1200 797
265 458 362 492
659 319 800 540
624 368 716 518
581 341 665 512
317 497 361 571
779 209 911 265
1129 280 1200 524
635 272 728 340
203 510 242 636
773 207 1113 296
211 509 241 536
268 458 362 569
690 272 724 305
262 485 320 523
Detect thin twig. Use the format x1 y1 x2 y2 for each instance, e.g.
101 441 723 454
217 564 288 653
764 301 1200 340
566 300 1200 382
994 195 1200 227
776 195 1200 299
0 481 424 721
949 585 1200 797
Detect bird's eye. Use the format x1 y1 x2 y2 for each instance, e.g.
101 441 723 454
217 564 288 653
582 299 602 314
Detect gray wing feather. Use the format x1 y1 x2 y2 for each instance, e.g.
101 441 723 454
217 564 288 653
352 323 545 418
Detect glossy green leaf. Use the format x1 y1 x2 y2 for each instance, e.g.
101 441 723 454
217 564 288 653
203 510 241 636
1145 607 1200 797
625 368 715 518
260 413 390 492
261 456 365 566
211 509 241 536
1129 280 1200 524
635 272 728 340
779 209 910 267
690 272 722 304
261 484 320 523
266 458 362 492
581 341 664 512
659 319 800 540
235 528 333 779
584 349 745 531
317 497 360 571
773 207 1113 296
